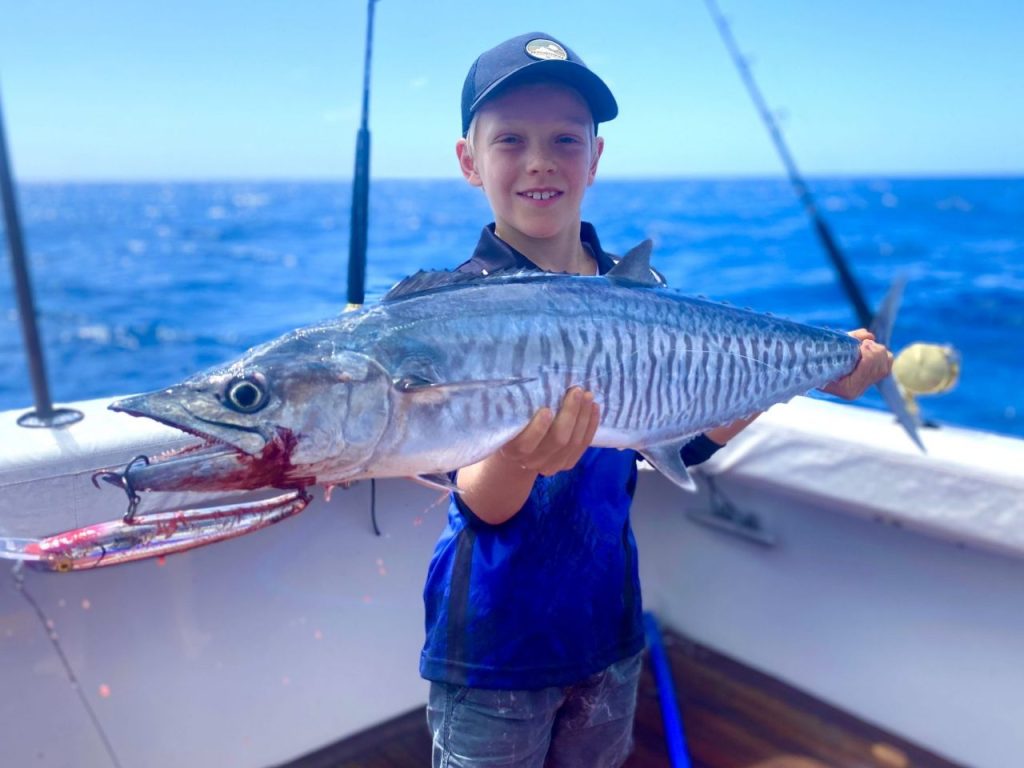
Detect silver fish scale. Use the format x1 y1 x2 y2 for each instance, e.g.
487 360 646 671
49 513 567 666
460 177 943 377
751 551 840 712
356 274 861 450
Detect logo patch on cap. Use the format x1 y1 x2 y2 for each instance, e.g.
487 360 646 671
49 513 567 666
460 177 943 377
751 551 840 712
525 39 568 61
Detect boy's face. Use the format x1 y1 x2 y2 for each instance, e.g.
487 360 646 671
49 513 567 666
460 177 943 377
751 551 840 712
457 83 604 245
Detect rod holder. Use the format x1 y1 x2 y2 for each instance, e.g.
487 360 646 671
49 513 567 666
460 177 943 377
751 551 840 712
0 86 83 428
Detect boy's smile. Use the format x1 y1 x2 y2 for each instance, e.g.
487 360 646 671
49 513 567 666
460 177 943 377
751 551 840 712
519 188 561 203
457 83 604 268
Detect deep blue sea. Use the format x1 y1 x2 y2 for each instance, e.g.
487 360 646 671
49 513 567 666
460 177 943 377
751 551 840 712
1 178 1021 438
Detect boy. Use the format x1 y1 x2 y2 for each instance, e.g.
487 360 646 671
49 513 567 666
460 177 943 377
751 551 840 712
421 32 892 768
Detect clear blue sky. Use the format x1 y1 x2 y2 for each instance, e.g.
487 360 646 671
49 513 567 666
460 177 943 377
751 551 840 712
1 0 1021 181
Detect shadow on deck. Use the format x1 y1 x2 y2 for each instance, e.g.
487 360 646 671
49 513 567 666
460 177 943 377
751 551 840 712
283 625 962 768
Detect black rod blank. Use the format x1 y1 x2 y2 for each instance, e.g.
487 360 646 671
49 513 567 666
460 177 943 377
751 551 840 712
346 0 378 308
0 87 82 427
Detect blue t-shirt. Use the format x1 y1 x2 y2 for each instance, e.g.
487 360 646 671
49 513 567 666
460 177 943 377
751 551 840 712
420 446 643 689
419 224 719 689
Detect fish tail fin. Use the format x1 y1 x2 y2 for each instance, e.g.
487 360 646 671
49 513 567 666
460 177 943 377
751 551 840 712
868 274 905 349
870 276 925 452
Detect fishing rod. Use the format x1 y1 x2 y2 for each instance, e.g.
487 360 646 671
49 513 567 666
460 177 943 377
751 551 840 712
344 1 385 533
0 84 82 428
702 0 873 328
346 0 379 309
702 0 959 416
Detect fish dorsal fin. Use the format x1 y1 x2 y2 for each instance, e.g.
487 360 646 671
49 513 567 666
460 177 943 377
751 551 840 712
382 267 548 302
607 239 659 287
383 270 480 302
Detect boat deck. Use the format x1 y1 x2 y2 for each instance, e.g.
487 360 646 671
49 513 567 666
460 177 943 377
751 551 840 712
283 625 962 768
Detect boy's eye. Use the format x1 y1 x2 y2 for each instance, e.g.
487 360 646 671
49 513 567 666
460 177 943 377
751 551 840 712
556 135 584 145
494 135 521 145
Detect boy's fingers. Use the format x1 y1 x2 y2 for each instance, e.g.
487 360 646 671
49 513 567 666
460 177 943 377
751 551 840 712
556 401 601 472
848 328 874 341
861 340 893 380
538 392 599 475
501 388 598 473
501 388 581 468
501 408 554 462
567 392 596 448
529 388 583 469
547 387 585 447
583 401 601 445
824 339 893 399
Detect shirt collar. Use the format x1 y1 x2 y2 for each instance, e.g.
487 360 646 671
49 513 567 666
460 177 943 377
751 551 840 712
466 223 617 276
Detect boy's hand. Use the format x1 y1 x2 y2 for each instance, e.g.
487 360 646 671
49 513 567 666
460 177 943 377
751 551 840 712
821 329 894 400
500 387 601 476
455 387 600 525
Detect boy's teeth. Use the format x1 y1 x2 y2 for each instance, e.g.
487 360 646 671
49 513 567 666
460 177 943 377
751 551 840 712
526 191 555 200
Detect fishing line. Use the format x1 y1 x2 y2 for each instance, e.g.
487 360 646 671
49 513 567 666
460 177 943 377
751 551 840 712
11 563 124 768
703 0 874 328
370 479 381 536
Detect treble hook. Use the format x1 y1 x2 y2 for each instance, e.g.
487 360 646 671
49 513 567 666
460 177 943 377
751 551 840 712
91 455 150 524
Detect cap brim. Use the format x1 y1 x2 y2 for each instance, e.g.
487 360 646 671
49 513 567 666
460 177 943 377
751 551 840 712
469 59 618 125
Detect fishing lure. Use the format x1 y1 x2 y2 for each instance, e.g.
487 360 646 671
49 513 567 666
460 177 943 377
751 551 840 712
0 480 309 572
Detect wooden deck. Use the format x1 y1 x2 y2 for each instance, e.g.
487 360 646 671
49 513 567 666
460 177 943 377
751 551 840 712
284 626 963 768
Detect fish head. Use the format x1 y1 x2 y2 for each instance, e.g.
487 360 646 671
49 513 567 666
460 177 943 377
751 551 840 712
111 341 393 492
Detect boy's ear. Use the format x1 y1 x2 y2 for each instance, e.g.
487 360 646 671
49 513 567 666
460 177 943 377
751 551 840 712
587 136 605 186
456 139 483 187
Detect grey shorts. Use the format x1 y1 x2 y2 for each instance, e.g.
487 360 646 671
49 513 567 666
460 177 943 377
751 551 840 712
426 651 643 768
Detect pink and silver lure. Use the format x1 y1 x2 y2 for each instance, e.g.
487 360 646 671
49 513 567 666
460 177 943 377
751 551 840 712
0 490 309 572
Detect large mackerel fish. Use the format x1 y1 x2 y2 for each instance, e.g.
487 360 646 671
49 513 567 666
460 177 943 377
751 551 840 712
112 240 920 495
9 241 919 571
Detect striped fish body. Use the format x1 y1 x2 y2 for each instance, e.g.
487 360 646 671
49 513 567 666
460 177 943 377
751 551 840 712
113 242 890 496
344 270 860 482
95 241 918 570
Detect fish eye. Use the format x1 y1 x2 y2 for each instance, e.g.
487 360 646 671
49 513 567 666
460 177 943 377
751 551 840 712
225 377 268 413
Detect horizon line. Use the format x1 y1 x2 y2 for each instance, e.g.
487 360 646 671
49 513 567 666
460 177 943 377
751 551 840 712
16 172 1024 185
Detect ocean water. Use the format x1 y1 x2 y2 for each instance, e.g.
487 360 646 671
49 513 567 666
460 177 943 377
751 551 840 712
1 178 1022 438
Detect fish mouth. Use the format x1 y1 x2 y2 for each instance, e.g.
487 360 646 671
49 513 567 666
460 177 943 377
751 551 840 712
111 393 269 458
107 396 294 495
113 411 246 474
144 432 243 466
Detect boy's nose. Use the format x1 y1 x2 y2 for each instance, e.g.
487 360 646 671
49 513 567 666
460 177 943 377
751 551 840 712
525 146 557 174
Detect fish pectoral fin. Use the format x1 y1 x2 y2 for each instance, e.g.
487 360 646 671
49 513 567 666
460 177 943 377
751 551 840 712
411 473 460 493
393 354 536 394
638 440 698 492
394 376 536 393
393 373 438 391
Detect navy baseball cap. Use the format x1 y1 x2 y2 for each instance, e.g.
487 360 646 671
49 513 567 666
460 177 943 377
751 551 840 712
461 32 618 136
